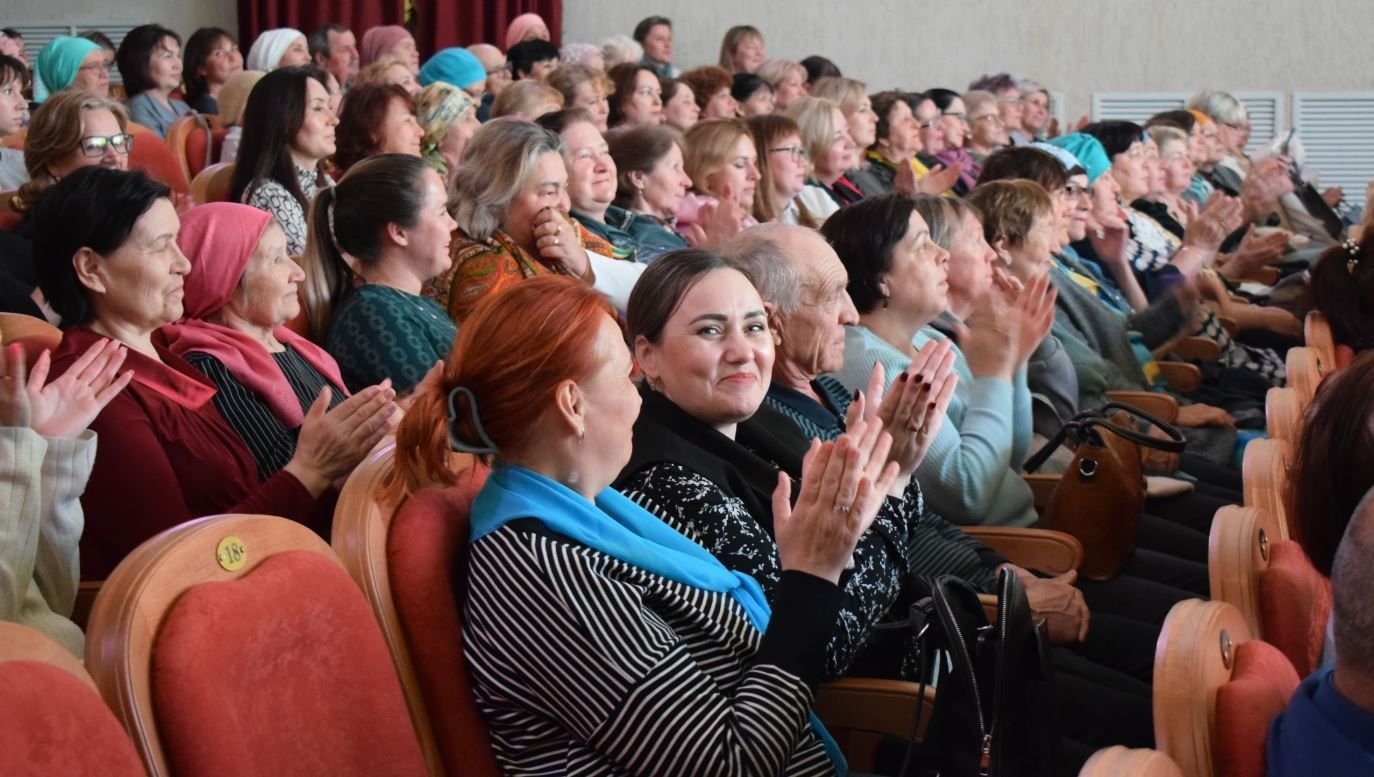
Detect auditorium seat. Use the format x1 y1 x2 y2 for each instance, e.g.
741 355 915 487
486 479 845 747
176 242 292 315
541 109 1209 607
1303 310 1336 370
1154 599 1300 777
1285 346 1326 404
190 162 236 204
1078 746 1184 776
333 442 501 776
83 513 428 777
0 622 146 777
1264 387 1302 442
1259 540 1332 678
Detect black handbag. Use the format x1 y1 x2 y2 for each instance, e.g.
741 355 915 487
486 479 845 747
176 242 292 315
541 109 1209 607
873 569 1060 777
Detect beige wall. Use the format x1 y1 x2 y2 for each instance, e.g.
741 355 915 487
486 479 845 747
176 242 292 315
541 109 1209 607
563 0 1374 120
6 0 236 41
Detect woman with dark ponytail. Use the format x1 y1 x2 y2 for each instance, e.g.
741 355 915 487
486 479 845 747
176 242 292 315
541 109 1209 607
299 153 458 394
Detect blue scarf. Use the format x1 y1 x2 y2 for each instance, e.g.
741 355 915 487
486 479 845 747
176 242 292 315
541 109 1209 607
470 464 846 774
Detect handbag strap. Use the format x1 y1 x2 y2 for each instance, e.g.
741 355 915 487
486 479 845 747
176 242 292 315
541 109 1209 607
1025 402 1185 473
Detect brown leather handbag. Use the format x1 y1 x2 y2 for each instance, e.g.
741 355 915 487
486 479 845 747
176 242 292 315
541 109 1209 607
1023 403 1186 580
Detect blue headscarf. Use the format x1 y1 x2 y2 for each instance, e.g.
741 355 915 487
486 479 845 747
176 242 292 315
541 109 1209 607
1046 133 1111 184
470 464 847 774
34 36 101 103
418 47 486 90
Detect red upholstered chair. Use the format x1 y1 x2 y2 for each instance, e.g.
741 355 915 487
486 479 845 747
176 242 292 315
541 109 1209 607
83 514 428 777
1154 599 1300 777
0 312 62 366
127 128 190 195
332 442 498 776
166 115 227 183
1078 746 1184 776
0 622 147 777
1258 540 1332 678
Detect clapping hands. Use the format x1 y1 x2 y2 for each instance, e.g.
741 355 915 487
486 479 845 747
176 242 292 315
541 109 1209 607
0 339 133 438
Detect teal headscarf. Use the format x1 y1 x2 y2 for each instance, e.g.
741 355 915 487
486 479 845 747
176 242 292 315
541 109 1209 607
1046 133 1111 184
418 47 486 90
34 36 101 104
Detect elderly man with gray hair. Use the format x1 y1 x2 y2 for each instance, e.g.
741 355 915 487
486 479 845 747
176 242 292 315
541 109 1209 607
721 222 1171 763
1267 487 1374 772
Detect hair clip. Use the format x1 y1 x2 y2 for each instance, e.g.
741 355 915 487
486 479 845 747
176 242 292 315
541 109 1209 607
1343 238 1360 256
447 386 500 455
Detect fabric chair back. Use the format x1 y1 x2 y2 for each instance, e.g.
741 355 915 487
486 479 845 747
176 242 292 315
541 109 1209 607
83 513 428 777
126 127 190 195
1259 540 1332 678
1153 599 1300 777
387 467 500 777
0 622 147 777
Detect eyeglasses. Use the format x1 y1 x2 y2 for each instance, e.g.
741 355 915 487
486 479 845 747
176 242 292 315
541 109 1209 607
78 133 134 157
485 66 509 77
1063 182 1093 198
997 95 1025 106
971 113 1003 126
768 145 808 162
941 111 968 124
1220 121 1250 132
634 86 659 98
78 62 113 73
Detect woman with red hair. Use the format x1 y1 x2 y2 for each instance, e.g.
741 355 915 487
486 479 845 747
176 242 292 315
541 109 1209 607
393 273 889 775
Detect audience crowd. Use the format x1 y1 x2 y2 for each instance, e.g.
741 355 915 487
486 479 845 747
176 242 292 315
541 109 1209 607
2 11 1373 777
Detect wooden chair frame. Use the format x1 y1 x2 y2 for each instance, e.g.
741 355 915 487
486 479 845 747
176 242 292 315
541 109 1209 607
1303 311 1336 370
1153 599 1253 777
1264 387 1302 443
1241 439 1292 540
83 514 345 777
1208 506 1280 638
1078 746 1185 777
189 162 236 204
332 442 447 776
1285 346 1325 404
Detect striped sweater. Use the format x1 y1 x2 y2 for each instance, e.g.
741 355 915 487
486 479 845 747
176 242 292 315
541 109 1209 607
463 517 842 776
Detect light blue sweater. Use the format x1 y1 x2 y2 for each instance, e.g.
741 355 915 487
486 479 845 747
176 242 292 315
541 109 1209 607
828 323 1036 527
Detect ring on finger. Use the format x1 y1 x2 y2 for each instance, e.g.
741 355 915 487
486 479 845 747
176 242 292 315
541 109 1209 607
553 236 560 246
906 420 922 432
832 502 852 514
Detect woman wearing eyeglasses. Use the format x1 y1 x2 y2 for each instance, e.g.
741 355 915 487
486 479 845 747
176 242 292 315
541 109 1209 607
14 91 131 216
745 113 825 226
926 88 979 196
963 90 1010 163
32 36 108 102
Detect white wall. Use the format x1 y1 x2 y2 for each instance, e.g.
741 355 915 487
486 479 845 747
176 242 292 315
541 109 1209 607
6 0 236 42
564 0 1374 122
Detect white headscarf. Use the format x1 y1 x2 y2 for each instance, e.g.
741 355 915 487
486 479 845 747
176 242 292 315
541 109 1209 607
245 28 304 72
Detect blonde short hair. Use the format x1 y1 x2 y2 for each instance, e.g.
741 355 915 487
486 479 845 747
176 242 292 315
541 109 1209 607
19 91 129 206
784 96 841 167
809 77 867 117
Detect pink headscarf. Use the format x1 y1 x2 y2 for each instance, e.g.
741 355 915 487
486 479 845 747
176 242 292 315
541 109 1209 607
360 25 412 68
163 203 348 428
504 13 549 51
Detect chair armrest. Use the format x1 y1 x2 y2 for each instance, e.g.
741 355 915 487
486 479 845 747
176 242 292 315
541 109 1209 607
1217 316 1240 337
1170 336 1222 362
1023 473 1060 511
1157 362 1202 392
962 526 1083 575
1106 391 1180 423
814 677 936 767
